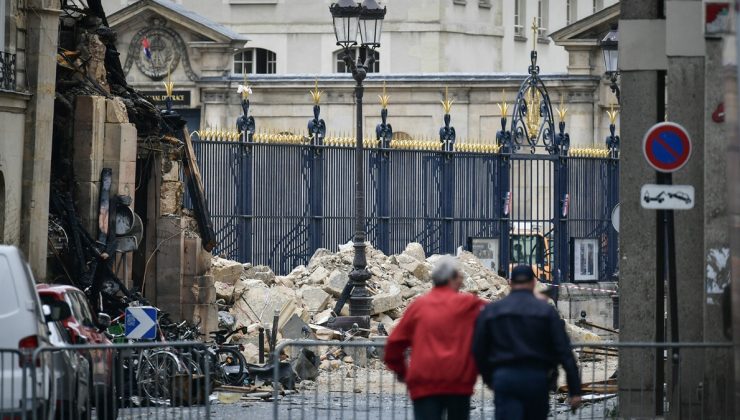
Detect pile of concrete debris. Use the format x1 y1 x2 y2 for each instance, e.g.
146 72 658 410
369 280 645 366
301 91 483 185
207 242 600 364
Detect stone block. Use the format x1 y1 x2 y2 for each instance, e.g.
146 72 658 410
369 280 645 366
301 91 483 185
155 216 184 311
104 123 137 163
103 160 137 190
183 237 209 276
160 181 183 215
370 285 403 315
74 97 106 181
300 287 331 313
73 149 105 182
73 181 99 235
307 266 330 285
215 281 235 303
323 269 349 297
105 98 129 123
403 242 426 262
183 279 216 305
208 256 244 285
244 264 276 285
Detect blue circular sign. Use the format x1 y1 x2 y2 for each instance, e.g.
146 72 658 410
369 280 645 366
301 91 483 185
642 122 692 173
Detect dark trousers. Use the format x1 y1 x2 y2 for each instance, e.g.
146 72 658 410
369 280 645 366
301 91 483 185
492 366 550 420
413 395 471 420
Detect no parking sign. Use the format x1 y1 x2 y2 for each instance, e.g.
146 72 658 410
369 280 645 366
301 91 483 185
642 122 692 173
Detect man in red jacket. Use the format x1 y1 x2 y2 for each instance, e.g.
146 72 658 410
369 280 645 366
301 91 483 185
384 255 485 420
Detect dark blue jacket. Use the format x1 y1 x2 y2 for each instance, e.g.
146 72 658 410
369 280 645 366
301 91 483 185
472 289 582 396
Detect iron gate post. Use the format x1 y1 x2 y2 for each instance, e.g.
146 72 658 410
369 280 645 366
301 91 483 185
606 121 620 279
236 98 256 264
439 105 456 254
308 132 325 255
240 130 254 264
375 105 392 254
496 115 512 278
374 144 390 254
554 120 570 288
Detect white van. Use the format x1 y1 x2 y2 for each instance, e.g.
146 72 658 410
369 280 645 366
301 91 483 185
0 246 63 418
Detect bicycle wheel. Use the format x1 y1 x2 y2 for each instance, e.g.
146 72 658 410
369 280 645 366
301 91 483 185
214 348 247 386
136 351 182 405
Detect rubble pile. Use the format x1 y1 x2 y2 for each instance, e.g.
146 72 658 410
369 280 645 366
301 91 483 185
207 242 605 360
209 242 508 338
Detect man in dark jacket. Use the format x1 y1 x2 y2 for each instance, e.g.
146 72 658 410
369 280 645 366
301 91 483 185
472 265 582 420
384 256 485 420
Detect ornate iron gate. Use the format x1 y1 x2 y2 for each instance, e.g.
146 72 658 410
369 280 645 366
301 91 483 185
189 39 619 282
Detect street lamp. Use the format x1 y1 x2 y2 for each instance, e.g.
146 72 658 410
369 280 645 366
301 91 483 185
600 24 620 105
330 0 386 317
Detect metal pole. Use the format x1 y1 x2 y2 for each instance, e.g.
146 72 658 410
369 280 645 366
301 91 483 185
348 47 372 316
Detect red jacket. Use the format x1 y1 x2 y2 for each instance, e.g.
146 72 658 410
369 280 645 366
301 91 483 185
384 286 486 400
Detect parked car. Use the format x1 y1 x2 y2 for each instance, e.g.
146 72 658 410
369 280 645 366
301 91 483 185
0 245 63 419
37 284 118 420
46 319 91 419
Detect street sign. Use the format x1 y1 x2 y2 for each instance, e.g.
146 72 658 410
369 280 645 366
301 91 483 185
125 306 158 340
640 184 695 210
611 204 620 232
642 122 692 173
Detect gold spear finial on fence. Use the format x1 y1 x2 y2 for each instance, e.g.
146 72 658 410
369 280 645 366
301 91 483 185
497 89 509 117
607 103 619 125
556 95 568 122
379 81 390 109
163 66 174 98
531 17 539 52
441 86 454 114
310 78 323 105
239 73 252 100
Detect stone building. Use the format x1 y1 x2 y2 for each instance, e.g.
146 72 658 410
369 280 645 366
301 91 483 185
104 0 619 145
0 0 61 279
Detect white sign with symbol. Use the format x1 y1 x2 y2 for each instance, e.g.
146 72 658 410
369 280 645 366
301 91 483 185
125 306 158 340
640 184 695 210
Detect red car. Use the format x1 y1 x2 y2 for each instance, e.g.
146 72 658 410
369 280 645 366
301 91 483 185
36 284 118 420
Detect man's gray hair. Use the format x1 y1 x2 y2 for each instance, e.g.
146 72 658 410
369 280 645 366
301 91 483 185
431 255 460 286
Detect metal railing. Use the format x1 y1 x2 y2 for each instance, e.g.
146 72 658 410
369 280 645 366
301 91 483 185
270 340 733 420
189 132 619 281
0 51 16 91
1 342 211 420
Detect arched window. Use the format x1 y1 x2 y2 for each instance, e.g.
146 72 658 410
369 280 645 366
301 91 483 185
335 48 380 73
233 48 277 75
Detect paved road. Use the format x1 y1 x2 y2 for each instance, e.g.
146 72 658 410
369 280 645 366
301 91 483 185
115 393 617 419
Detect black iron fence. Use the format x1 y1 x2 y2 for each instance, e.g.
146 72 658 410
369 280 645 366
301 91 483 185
0 51 16 91
190 132 619 281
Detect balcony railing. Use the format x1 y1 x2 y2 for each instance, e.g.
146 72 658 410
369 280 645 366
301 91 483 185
0 51 17 91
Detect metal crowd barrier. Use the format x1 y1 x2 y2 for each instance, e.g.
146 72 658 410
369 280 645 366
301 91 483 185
1 342 210 420
271 340 733 420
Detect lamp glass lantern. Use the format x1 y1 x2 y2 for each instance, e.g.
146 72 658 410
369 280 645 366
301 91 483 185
330 0 361 48
601 25 619 75
358 0 386 48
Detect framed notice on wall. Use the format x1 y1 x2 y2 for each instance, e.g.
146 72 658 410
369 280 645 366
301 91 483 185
468 237 499 272
570 238 599 282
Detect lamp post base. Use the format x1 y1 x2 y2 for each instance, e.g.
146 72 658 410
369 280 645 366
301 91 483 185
348 266 372 316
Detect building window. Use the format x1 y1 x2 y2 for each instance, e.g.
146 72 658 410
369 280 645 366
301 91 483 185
537 0 548 38
335 48 380 73
593 0 604 13
566 0 577 25
514 0 525 38
233 48 277 75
